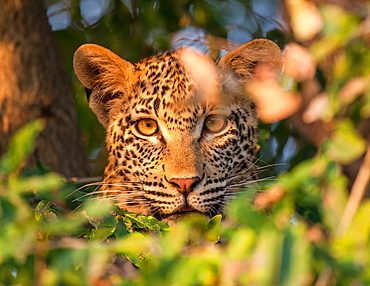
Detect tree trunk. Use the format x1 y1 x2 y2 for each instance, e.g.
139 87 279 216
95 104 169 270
0 0 90 177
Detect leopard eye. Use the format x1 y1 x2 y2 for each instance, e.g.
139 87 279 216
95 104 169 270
136 119 158 136
204 115 228 134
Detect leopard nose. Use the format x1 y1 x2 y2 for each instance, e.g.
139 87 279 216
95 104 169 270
169 177 201 193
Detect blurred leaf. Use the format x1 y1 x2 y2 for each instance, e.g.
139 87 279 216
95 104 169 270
326 120 367 164
311 5 360 61
285 0 323 42
117 232 154 267
8 172 63 195
225 228 255 259
278 223 312 286
0 119 45 174
321 174 348 231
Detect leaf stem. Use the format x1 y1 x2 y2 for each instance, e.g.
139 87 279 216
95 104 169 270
336 144 370 237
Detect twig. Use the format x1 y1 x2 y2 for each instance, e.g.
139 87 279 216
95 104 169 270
64 176 103 184
336 144 370 237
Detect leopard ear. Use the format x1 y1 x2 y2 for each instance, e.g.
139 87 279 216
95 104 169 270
73 44 134 128
219 39 282 82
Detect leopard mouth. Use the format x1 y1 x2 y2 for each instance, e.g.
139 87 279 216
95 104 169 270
162 204 201 219
179 204 195 212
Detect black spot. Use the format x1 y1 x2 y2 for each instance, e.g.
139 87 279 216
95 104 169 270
154 97 160 117
125 137 134 144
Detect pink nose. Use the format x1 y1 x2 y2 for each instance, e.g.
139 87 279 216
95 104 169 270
169 177 201 193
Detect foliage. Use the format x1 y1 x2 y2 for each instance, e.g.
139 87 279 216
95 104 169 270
0 120 369 285
1 0 370 285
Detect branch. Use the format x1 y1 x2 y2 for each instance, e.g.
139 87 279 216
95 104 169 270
336 144 370 237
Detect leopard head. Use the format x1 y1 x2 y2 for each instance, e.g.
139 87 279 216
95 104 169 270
74 39 282 223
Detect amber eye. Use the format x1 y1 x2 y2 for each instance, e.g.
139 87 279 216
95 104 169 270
136 119 158 136
204 115 228 134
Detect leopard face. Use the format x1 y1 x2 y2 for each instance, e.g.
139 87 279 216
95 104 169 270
74 39 282 223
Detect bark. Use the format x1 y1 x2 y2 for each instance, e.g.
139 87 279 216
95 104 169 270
0 0 90 177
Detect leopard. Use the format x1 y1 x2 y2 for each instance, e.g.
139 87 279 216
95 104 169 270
73 39 282 224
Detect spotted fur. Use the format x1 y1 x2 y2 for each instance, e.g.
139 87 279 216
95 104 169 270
74 39 282 223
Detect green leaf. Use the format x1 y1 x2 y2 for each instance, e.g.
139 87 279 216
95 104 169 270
125 213 146 228
0 119 45 174
114 220 131 238
35 200 57 223
206 214 222 242
88 225 117 242
123 213 170 235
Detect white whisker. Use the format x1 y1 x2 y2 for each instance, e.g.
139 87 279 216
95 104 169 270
226 176 276 189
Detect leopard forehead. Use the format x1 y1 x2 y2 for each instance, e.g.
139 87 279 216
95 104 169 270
135 50 216 106
133 50 199 122
118 49 240 131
